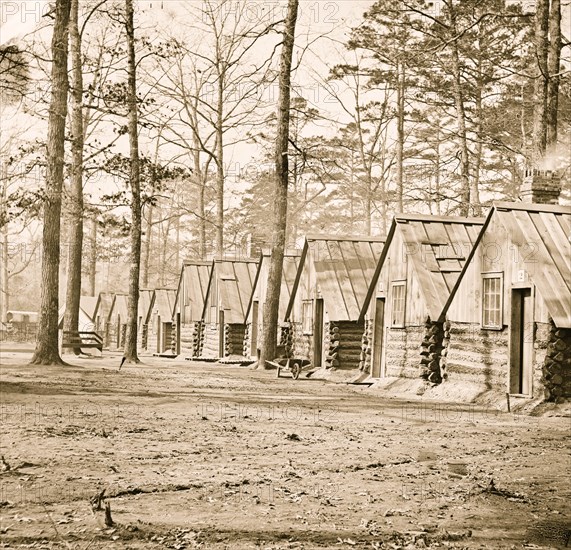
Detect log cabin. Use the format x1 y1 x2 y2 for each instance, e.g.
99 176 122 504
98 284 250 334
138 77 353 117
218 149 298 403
359 215 484 382
172 260 212 357
147 288 177 355
106 294 128 350
285 235 385 372
137 289 154 352
197 258 258 360
243 250 301 359
440 199 571 401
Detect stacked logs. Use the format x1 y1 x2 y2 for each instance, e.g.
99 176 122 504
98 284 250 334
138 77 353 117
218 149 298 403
243 323 251 357
324 321 366 370
280 324 293 357
193 321 204 357
224 324 246 357
419 317 444 384
359 320 373 372
439 321 451 381
542 320 571 401
141 324 148 350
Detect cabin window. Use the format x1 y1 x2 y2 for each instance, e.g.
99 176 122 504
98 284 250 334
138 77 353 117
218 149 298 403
391 282 406 327
482 273 503 329
302 300 313 334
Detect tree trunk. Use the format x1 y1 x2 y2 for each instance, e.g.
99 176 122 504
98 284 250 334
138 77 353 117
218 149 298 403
142 204 152 287
122 0 141 363
546 0 561 151
532 0 549 164
63 0 84 355
258 0 299 369
449 7 471 216
395 59 405 214
215 73 224 257
0 182 8 324
30 0 71 365
87 217 96 296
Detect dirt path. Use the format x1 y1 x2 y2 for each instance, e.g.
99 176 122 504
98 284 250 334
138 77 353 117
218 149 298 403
0 351 569 549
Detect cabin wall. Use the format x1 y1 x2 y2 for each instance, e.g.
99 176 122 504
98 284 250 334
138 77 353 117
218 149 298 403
364 229 431 379
200 322 245 358
445 215 567 399
178 321 201 357
323 321 365 370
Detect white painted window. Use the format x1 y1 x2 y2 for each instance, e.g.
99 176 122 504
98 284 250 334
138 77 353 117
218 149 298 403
482 273 503 329
391 281 406 327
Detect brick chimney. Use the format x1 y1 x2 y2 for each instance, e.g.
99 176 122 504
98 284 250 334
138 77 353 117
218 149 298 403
520 168 561 205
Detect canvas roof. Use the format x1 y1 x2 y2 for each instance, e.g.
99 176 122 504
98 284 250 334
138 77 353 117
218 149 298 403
153 288 177 320
108 294 128 322
492 202 571 327
174 260 213 321
58 304 95 330
244 251 301 323
204 259 258 324
79 296 98 320
138 289 154 323
288 235 385 322
94 293 112 321
360 215 485 322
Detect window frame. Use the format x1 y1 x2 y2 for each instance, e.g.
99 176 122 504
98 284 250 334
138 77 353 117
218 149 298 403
302 300 313 335
481 272 504 330
390 281 407 328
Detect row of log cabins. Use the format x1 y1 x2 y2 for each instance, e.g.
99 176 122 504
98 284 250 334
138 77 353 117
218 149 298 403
171 197 569 402
62 172 570 402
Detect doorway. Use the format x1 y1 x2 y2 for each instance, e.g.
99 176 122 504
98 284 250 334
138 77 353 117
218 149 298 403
313 299 324 368
371 298 385 378
510 288 533 395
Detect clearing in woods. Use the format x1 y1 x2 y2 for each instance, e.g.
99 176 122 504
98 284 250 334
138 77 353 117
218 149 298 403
0 351 569 549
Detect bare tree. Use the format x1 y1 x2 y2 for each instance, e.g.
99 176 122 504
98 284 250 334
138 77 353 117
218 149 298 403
30 0 71 365
63 0 85 353
122 0 141 363
259 0 299 368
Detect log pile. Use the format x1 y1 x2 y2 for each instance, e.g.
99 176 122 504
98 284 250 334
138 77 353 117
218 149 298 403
419 317 444 384
542 320 571 401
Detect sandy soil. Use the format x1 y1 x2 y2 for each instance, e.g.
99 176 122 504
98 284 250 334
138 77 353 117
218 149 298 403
0 350 569 549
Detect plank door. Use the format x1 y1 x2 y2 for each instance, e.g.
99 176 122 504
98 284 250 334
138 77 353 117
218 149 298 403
510 288 533 395
218 310 225 358
371 298 385 378
313 299 324 368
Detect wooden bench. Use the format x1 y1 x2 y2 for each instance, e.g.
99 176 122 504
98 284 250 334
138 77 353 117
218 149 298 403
62 331 103 352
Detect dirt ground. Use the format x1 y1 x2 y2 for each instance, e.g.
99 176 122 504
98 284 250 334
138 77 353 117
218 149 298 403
0 349 570 549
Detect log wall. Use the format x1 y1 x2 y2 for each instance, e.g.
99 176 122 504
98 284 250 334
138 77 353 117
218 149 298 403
383 325 424 379
323 321 365 370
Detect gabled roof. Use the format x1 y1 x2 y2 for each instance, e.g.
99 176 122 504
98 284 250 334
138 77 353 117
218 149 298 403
108 294 128 322
203 258 258 324
173 260 213 321
153 288 176 320
58 304 95 330
492 201 571 327
360 215 485 322
138 289 154 323
94 293 112 321
244 250 301 323
288 235 385 322
79 296 98 320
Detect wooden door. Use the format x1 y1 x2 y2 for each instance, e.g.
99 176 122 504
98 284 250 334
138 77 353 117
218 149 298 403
371 298 385 378
251 301 259 357
313 299 324 368
218 310 225 357
510 288 533 395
